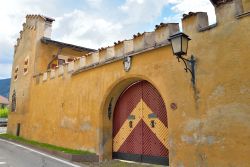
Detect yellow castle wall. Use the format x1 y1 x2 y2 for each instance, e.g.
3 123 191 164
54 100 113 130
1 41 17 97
8 1 250 166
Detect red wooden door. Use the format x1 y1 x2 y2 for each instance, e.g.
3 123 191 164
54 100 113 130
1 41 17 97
113 81 169 165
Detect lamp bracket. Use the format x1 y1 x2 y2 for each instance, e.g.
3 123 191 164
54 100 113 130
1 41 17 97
177 55 196 85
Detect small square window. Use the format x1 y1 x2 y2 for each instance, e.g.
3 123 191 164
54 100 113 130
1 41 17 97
23 56 29 75
14 66 19 81
58 59 65 65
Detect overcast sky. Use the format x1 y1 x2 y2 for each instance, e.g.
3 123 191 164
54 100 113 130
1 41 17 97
0 0 215 79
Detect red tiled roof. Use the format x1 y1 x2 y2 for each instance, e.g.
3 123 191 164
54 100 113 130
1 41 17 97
0 95 9 105
41 37 96 52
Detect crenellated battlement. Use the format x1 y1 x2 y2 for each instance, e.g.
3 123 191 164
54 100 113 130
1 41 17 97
155 23 179 44
210 0 233 7
214 0 237 23
35 55 86 83
181 0 250 34
98 46 115 62
182 12 209 33
34 22 181 84
242 0 250 12
114 40 134 58
33 0 250 85
26 14 55 24
14 14 55 54
14 21 36 53
133 32 155 52
209 0 250 23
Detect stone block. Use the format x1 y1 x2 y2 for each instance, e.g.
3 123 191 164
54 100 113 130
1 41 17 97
133 32 155 52
68 61 75 73
124 40 133 55
50 69 55 79
58 65 64 76
155 23 179 44
43 72 48 81
79 57 86 68
106 47 115 60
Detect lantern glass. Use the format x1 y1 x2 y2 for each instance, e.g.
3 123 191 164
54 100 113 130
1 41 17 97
169 32 190 56
181 36 189 55
171 36 181 56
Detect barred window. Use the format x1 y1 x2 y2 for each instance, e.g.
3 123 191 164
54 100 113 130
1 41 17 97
23 57 29 75
12 90 16 112
14 66 19 81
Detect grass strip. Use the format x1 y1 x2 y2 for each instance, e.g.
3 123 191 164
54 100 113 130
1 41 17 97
0 133 91 155
0 108 8 118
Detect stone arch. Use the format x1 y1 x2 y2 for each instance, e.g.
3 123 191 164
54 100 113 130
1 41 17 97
98 75 168 161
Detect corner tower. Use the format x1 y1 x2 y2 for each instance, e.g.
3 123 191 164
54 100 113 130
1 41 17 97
8 15 55 136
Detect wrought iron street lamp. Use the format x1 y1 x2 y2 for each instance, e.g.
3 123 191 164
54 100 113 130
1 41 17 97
168 32 196 85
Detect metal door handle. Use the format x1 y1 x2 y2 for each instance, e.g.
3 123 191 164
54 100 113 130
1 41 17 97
129 121 133 128
150 120 156 128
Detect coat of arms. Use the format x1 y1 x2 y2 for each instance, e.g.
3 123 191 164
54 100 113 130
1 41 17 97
123 56 132 72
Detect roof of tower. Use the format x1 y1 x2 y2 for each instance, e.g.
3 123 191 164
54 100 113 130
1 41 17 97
41 37 96 52
0 95 9 105
26 14 55 23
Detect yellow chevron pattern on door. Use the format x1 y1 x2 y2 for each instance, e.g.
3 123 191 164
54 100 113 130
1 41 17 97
113 99 169 152
112 80 169 165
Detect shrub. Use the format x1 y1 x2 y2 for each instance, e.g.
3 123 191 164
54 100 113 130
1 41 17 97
0 108 8 118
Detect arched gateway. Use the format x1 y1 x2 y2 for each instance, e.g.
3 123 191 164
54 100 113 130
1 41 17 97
112 80 169 165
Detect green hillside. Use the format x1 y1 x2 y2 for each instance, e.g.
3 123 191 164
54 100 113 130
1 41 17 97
0 78 11 98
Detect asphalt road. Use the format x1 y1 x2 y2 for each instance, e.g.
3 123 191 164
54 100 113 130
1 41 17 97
0 139 86 167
